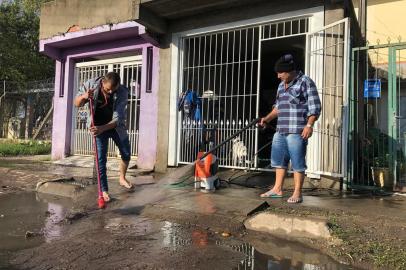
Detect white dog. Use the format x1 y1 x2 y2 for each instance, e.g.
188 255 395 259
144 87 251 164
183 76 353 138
232 136 248 167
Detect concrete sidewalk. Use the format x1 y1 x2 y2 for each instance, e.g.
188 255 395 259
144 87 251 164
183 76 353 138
53 155 149 174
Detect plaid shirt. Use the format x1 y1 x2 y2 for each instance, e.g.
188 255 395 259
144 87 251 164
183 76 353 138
274 71 321 134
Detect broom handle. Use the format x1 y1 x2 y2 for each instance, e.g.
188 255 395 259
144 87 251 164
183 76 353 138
199 117 261 161
89 97 103 198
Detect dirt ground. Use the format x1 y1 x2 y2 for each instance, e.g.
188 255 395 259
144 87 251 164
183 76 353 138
1 156 405 270
263 201 406 270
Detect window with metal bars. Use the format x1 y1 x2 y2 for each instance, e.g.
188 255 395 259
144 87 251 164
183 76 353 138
261 17 309 41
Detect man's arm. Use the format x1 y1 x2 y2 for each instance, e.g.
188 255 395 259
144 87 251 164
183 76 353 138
260 89 280 127
74 92 89 107
260 107 278 126
74 81 93 107
301 79 321 139
307 115 317 127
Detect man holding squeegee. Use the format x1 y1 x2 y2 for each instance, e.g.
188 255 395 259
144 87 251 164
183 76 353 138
74 72 133 203
259 54 321 203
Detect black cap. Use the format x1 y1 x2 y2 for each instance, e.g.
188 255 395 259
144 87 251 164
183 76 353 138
274 54 296 73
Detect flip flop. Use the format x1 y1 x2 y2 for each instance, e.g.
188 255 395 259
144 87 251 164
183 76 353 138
287 196 303 204
260 190 283 198
119 180 134 190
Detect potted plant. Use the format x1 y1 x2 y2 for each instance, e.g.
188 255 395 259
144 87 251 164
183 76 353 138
371 154 392 188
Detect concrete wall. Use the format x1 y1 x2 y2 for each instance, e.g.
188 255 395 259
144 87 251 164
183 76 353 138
352 0 406 45
51 59 69 159
155 36 171 172
137 46 160 170
40 0 138 39
168 0 325 33
324 1 345 24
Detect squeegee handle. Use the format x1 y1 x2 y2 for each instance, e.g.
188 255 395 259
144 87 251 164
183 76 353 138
199 117 261 160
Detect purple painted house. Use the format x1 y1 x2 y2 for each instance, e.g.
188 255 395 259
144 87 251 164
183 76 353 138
39 1 161 170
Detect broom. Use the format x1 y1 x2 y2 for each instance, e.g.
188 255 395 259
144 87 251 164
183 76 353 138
88 93 106 209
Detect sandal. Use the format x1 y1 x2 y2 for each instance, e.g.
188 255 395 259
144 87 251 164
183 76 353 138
260 190 283 198
287 196 303 204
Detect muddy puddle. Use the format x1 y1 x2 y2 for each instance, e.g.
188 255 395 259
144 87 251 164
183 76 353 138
232 242 353 270
1 193 353 270
103 214 353 270
160 223 353 270
0 192 72 269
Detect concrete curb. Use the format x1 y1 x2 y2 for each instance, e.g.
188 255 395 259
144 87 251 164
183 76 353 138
36 178 84 198
244 212 331 240
37 181 82 198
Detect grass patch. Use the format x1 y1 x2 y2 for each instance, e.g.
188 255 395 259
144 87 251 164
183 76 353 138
327 216 347 239
0 140 51 156
38 155 52 161
328 214 406 269
368 242 406 270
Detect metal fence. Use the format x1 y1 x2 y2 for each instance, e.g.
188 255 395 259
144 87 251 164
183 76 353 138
0 79 54 140
306 19 349 178
349 42 406 190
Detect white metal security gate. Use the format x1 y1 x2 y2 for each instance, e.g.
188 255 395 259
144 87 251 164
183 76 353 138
306 18 349 177
178 17 310 169
73 56 142 157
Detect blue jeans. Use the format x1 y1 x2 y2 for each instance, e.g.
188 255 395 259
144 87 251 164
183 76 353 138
271 132 307 172
95 129 131 192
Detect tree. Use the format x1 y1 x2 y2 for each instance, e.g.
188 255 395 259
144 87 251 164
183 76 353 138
0 0 54 84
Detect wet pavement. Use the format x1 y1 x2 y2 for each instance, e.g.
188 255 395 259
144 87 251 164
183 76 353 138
0 192 71 269
302 192 406 221
0 188 354 269
215 170 406 222
2 157 403 269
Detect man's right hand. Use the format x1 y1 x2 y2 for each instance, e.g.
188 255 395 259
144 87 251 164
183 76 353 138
82 88 94 100
74 88 95 107
259 117 267 127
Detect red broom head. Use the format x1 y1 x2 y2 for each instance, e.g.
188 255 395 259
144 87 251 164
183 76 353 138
98 197 106 209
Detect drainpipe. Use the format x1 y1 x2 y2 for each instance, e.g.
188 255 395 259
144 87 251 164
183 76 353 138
358 0 367 45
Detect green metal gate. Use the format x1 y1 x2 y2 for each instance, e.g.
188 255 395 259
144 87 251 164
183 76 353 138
349 42 406 191
389 45 406 191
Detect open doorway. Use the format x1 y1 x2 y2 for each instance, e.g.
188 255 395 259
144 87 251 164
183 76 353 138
257 35 306 168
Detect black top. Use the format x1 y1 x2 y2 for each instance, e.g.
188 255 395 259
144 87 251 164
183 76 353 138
94 91 113 126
